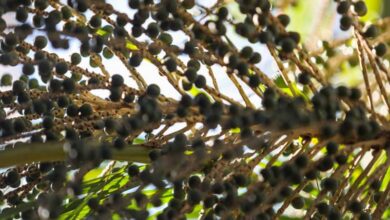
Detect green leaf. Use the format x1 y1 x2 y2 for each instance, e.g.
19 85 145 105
273 75 309 100
274 75 288 88
332 63 363 87
230 127 241 134
188 85 204 96
96 28 108 36
226 2 245 23
112 213 122 220
350 164 363 184
188 85 213 101
60 205 90 220
133 138 145 144
258 83 267 93
185 204 202 219
381 162 390 191
83 168 103 182
61 166 129 219
126 41 139 51
285 1 320 41
361 0 383 22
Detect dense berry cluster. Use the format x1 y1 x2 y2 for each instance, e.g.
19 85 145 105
0 0 388 219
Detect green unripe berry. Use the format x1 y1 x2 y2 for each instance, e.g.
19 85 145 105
103 47 114 59
61 6 72 20
28 78 39 89
71 72 82 82
159 33 173 45
1 74 13 86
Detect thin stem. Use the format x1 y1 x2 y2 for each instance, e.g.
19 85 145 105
267 45 297 97
355 31 377 119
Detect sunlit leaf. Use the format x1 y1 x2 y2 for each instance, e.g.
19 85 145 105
83 168 103 182
361 0 383 21
126 41 139 51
